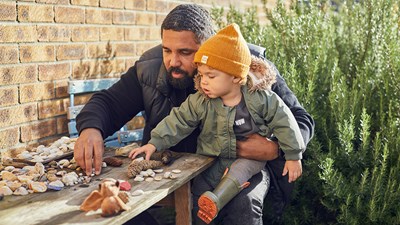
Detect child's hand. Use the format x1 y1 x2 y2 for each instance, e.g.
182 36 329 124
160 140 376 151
128 144 156 160
282 160 302 183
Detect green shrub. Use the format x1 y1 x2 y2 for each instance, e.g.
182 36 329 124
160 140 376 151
212 0 400 224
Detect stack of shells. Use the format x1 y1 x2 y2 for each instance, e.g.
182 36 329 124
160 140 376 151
14 136 76 163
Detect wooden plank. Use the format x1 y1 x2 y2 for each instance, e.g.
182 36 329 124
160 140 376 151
68 78 119 94
175 182 192 225
0 152 215 225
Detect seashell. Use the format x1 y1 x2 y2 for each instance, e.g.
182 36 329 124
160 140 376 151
153 169 163 173
7 181 22 191
140 171 149 177
103 157 123 167
59 144 68 152
56 171 67 176
67 143 75 150
58 159 70 167
0 186 13 196
101 196 122 217
4 166 15 172
169 174 179 179
31 156 44 163
62 173 78 186
133 157 144 162
13 187 29 196
154 175 162 181
0 181 6 187
118 192 129 204
115 142 140 157
17 175 34 183
131 189 144 196
46 174 60 182
35 163 45 176
29 182 47 193
36 145 46 153
133 176 144 182
145 177 154 182
172 169 181 174
48 180 65 190
102 162 107 168
163 172 171 179
1 171 18 181
18 152 32 160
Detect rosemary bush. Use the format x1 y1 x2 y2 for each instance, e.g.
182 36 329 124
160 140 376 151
212 0 400 224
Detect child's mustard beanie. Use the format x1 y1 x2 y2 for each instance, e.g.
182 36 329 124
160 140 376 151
194 23 251 80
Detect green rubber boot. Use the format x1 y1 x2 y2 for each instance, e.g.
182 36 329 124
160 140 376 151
197 174 248 224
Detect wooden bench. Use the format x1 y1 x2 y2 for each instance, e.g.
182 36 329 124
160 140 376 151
67 78 144 147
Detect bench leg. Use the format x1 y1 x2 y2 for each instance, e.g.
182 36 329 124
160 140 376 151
174 181 192 225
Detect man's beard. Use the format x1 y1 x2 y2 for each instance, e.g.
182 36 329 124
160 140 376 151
167 67 196 90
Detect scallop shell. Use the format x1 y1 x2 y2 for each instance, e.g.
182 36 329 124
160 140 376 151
154 175 162 181
1 171 18 181
0 186 13 196
172 169 181 174
131 189 144 196
29 182 47 193
13 187 29 196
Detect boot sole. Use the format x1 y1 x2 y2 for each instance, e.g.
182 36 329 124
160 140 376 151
197 194 218 224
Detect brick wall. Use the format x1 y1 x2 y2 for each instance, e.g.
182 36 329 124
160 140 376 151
0 0 268 155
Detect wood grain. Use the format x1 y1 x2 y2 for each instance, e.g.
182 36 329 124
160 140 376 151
0 152 214 225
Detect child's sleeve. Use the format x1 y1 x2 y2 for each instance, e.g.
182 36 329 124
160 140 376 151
264 91 306 160
148 92 204 151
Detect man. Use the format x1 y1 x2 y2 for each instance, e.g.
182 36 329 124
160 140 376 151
74 4 314 225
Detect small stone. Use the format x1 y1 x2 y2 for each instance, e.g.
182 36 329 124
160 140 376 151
119 181 131 191
131 189 144 196
172 169 181 174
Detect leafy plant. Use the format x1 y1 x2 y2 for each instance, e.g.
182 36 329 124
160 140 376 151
212 0 400 224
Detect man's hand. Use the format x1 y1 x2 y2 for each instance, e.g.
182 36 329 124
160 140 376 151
128 144 156 160
236 133 279 161
73 128 104 176
282 160 302 183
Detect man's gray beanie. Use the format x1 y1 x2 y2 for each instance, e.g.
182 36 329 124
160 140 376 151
161 4 215 43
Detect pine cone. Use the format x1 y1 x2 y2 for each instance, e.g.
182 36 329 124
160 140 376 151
127 160 164 178
103 157 123 167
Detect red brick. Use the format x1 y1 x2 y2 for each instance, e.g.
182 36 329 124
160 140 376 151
20 44 55 62
57 44 85 60
0 45 18 64
55 7 84 24
135 11 156 25
156 13 166 26
0 86 18 107
0 25 37 43
100 0 124 9
87 42 113 58
0 103 37 127
0 127 19 149
0 2 16 21
36 0 69 4
39 63 70 81
135 42 159 56
20 82 55 103
113 11 135 25
0 65 37 85
18 5 54 22
125 0 146 10
72 60 99 79
147 0 168 12
21 119 57 142
71 0 99 6
72 26 99 42
55 80 68 98
114 43 135 56
86 9 112 24
37 25 70 42
100 27 124 41
38 98 69 119
125 27 149 41
56 116 69 134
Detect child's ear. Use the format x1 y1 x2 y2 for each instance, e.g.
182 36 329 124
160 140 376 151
233 77 242 84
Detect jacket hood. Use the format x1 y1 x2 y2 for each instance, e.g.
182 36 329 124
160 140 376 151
194 56 277 96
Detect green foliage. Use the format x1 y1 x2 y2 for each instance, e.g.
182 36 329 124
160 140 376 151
212 0 400 224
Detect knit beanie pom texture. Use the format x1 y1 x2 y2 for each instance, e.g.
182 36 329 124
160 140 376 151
194 23 251 79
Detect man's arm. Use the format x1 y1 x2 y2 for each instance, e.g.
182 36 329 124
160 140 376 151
74 65 145 175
